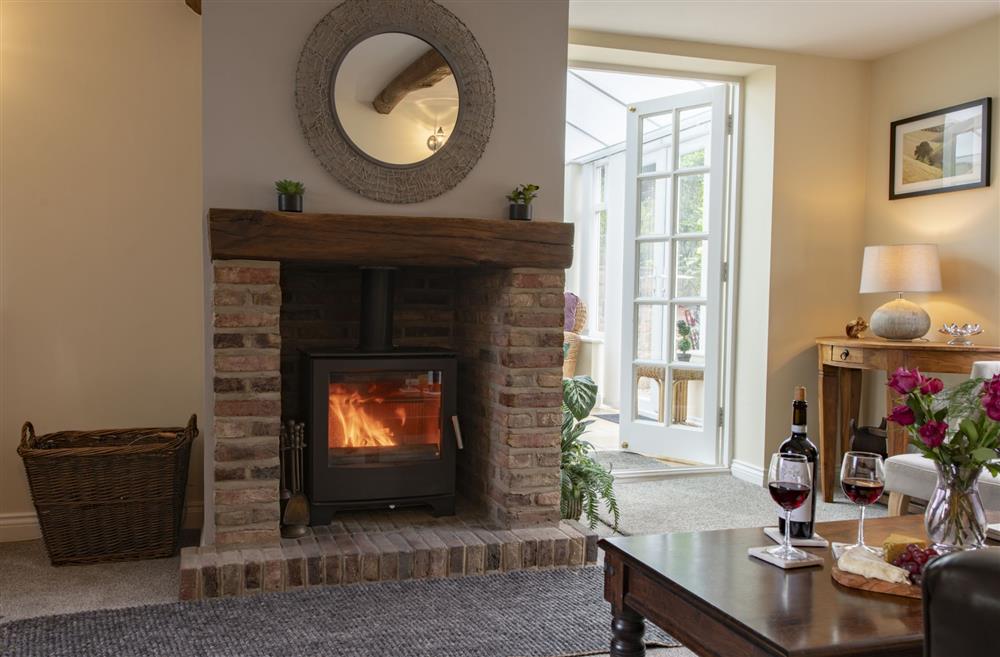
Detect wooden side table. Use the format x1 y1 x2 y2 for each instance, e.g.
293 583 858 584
815 336 1000 502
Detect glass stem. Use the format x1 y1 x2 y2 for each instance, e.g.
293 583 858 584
785 509 793 551
857 505 866 547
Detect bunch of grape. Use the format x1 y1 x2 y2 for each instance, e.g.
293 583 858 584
891 543 939 585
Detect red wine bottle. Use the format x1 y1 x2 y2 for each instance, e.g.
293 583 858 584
777 386 818 539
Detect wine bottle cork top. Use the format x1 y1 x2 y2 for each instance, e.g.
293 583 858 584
794 386 807 401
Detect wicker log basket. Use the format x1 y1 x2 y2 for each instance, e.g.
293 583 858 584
17 415 197 565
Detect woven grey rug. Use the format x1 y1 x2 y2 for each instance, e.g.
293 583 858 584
0 567 677 657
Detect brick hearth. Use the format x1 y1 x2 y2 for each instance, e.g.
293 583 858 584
180 511 597 600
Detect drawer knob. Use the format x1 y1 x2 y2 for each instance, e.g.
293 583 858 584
840 349 851 361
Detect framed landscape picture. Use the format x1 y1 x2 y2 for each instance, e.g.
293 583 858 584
890 97 992 200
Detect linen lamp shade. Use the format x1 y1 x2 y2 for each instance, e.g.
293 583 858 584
859 244 941 340
859 244 942 294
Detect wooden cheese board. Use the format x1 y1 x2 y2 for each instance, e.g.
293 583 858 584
831 565 921 599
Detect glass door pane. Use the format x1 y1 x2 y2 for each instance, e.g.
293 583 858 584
327 370 442 465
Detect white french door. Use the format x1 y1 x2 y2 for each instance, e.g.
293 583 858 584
618 85 728 465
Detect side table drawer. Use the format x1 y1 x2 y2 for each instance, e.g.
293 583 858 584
828 345 864 365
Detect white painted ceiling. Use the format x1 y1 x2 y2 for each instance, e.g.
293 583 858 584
569 1 1000 60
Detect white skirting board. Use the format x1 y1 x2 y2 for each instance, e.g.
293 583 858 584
0 503 204 543
730 459 765 486
0 512 41 542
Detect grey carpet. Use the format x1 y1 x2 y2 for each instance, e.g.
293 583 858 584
0 539 179 622
0 567 677 657
592 450 673 472
601 473 887 536
593 413 619 424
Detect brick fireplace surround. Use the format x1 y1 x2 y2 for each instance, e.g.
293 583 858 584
179 209 594 599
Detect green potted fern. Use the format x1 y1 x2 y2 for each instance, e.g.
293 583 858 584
275 179 305 213
561 375 620 529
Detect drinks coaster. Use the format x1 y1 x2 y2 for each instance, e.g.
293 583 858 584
763 527 829 547
748 546 824 569
831 542 884 560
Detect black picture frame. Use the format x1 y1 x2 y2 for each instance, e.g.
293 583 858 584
889 97 991 200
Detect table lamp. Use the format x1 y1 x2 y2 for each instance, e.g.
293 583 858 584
859 244 941 340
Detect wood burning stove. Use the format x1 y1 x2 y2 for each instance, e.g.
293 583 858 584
303 268 458 521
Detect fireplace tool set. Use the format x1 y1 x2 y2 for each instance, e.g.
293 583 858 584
280 420 309 538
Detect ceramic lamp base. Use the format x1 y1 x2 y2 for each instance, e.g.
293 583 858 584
870 297 930 340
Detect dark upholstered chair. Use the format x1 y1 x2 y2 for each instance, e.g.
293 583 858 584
922 547 1000 657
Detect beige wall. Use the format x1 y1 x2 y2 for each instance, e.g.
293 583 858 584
0 2 204 541
861 16 1000 424
732 66 776 469
203 0 569 220
570 31 871 475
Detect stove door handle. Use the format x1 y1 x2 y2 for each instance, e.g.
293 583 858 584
451 415 464 450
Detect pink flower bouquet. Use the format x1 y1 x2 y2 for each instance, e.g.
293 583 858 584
887 368 1000 475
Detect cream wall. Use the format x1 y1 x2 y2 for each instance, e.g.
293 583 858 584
203 0 569 220
570 30 870 476
0 2 204 541
861 16 1000 424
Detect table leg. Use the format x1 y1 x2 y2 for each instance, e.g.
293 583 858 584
818 364 840 502
838 368 863 454
610 606 646 657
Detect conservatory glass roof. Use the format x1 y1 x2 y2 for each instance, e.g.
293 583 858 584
565 68 724 163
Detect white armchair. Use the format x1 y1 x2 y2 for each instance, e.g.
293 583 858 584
884 361 1000 515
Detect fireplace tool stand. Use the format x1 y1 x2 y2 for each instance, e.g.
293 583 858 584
280 420 309 538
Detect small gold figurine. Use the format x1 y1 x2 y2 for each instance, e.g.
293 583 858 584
846 316 869 339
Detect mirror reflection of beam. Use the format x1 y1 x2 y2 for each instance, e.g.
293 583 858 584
372 48 453 115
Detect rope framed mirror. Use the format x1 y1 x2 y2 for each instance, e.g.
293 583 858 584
295 0 495 204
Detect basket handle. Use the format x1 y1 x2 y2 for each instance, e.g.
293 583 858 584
186 414 198 433
20 422 35 448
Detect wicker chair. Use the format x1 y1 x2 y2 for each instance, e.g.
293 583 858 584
563 293 588 378
634 366 702 424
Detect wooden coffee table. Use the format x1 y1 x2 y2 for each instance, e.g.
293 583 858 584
600 514 999 657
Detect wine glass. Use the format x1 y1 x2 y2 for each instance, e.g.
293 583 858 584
767 452 813 561
841 451 886 553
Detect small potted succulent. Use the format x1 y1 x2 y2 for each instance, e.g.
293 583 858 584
275 179 305 213
506 183 539 221
676 320 693 362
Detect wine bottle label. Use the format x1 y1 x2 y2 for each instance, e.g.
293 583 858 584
791 424 807 434
789 489 813 522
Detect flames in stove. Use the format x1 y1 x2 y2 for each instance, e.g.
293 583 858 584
328 384 401 448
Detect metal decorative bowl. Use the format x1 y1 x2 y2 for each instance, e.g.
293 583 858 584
938 323 984 346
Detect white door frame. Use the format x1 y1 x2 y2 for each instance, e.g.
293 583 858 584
566 62 746 475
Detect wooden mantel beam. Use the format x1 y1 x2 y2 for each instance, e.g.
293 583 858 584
209 209 574 269
372 49 452 115
185 0 202 15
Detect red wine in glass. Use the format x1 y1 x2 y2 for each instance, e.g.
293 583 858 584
768 482 810 510
840 451 886 552
841 478 885 505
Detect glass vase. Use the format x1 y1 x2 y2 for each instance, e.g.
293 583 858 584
924 462 987 552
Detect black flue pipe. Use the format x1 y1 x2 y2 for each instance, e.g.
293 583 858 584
359 267 395 352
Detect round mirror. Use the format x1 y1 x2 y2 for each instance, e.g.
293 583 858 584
297 0 494 203
333 33 460 166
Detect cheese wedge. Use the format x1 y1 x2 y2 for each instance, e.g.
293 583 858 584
837 545 911 584
882 533 927 564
